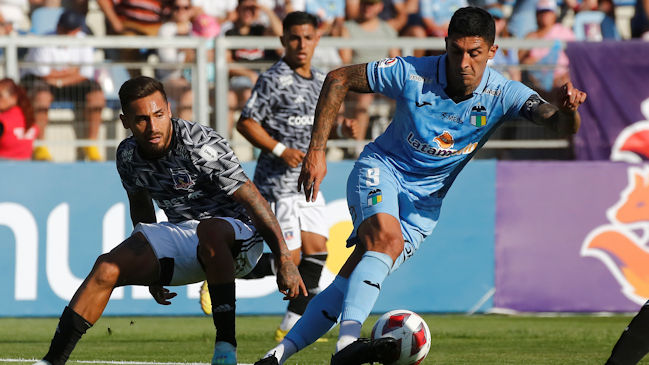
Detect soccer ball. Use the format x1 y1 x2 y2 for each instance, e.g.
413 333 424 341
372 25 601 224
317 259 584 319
371 309 431 365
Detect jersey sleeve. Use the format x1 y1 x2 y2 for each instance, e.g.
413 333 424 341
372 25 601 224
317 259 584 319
501 80 537 120
191 130 249 196
240 74 273 124
366 57 409 100
115 141 139 193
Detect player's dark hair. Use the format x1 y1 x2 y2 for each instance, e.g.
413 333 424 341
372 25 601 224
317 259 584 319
119 76 168 113
448 7 496 45
282 11 318 34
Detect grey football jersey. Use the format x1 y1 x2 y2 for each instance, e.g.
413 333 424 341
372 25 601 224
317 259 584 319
116 118 250 224
240 59 325 202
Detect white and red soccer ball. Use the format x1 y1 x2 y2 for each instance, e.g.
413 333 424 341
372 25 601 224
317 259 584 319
371 309 431 365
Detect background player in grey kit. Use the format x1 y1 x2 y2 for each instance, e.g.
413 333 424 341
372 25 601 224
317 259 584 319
235 11 358 341
34 76 305 365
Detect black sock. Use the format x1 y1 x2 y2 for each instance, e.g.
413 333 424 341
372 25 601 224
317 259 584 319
287 253 327 315
209 282 237 348
43 306 92 365
607 302 649 365
242 252 275 279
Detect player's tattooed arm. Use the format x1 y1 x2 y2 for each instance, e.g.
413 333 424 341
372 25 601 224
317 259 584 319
298 64 372 201
310 63 372 151
233 180 307 298
126 189 156 227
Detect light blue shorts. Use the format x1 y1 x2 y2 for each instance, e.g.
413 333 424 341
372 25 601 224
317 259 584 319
346 152 442 272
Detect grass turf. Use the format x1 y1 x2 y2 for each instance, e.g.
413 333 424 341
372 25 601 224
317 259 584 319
0 314 645 364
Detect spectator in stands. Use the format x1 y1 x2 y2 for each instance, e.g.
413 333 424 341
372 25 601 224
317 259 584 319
193 0 236 24
507 0 537 38
631 0 649 38
487 7 521 81
258 0 306 19
340 0 399 153
519 0 575 96
222 0 282 135
402 0 468 56
0 78 37 160
156 0 195 118
379 0 417 33
0 0 29 33
305 0 345 36
21 10 107 161
96 0 164 74
27 81 53 161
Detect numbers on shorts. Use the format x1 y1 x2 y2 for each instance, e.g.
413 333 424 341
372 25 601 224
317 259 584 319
366 167 380 187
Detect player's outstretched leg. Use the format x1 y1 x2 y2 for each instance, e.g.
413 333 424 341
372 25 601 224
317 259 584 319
335 251 393 351
606 301 649 365
330 337 400 365
256 276 348 365
37 233 160 365
277 252 328 341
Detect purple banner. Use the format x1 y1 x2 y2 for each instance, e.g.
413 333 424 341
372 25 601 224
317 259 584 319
495 161 649 312
566 41 649 160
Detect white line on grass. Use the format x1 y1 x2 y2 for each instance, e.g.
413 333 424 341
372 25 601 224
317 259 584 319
1 359 253 365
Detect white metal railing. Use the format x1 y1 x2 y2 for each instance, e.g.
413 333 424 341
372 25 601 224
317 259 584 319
0 35 567 156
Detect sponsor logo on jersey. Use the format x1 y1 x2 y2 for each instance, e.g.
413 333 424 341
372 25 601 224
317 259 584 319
279 74 294 87
170 168 195 190
199 145 219 161
367 189 383 206
377 58 398 68
483 88 502 96
409 74 432 84
441 112 462 124
155 190 204 209
407 132 477 157
288 115 314 126
433 131 454 149
120 148 134 162
470 104 487 127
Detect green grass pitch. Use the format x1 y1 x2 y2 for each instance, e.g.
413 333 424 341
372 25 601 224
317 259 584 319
0 314 646 364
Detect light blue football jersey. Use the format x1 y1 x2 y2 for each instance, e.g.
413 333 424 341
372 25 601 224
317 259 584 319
365 55 536 198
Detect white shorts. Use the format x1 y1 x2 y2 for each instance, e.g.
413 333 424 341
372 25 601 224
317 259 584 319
133 217 264 286
269 192 329 251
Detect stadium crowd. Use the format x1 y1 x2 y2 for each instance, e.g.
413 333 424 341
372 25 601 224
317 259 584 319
0 0 644 162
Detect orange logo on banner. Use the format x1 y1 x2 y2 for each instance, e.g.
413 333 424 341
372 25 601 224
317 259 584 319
581 167 649 304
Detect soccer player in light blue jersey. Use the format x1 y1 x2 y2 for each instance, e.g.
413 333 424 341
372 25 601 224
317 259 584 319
255 6 587 365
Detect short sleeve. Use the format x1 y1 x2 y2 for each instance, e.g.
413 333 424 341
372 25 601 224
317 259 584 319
191 131 249 196
115 142 139 193
366 57 409 100
240 75 273 124
502 80 536 120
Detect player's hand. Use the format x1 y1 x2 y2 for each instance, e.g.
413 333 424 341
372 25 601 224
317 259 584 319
149 285 177 305
559 81 587 112
281 147 305 168
297 149 327 202
276 260 307 300
341 118 361 139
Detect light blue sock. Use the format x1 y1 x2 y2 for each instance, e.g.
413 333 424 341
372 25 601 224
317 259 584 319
341 251 393 324
285 276 348 350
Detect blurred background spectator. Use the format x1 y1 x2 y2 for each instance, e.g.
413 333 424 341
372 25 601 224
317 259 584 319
156 0 195 119
223 0 282 135
488 6 521 81
0 0 29 33
0 78 37 160
340 0 399 155
402 0 467 56
96 0 164 75
631 0 649 38
20 10 106 161
193 0 236 24
519 0 575 99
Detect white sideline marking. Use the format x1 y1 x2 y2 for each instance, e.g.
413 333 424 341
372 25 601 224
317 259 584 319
0 359 253 365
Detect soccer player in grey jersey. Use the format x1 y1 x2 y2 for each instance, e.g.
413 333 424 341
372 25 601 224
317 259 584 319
234 11 358 341
34 76 305 365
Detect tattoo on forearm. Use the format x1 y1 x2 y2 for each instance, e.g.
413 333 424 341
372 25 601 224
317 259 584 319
311 64 371 151
235 181 288 257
